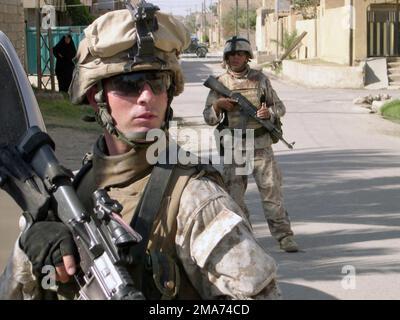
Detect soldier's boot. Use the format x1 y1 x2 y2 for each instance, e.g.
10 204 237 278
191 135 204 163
279 235 298 253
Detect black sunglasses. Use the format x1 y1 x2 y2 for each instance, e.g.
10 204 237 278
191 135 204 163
106 71 172 96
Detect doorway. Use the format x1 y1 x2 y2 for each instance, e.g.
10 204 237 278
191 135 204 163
367 4 400 57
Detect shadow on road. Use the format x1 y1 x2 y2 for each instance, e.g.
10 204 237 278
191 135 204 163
279 282 337 300
246 149 400 284
181 60 222 84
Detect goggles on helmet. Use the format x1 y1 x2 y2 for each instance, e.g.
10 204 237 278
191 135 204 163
106 71 172 97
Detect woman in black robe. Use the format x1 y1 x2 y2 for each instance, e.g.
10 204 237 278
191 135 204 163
53 34 76 93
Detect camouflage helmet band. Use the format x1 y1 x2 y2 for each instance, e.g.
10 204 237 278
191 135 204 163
223 36 253 60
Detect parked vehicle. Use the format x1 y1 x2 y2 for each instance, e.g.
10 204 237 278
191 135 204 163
184 37 208 58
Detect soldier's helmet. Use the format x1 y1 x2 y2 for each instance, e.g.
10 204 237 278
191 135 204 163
69 4 190 105
223 36 254 61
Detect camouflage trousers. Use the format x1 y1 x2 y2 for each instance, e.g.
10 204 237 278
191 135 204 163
222 146 294 241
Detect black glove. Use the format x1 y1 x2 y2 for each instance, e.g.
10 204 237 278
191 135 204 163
19 221 78 277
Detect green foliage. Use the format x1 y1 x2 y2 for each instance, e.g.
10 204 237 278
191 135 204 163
381 99 400 120
209 4 218 16
202 34 210 44
292 0 320 19
271 30 299 58
222 8 257 38
65 0 94 26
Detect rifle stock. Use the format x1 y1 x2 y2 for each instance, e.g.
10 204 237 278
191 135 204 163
204 76 295 150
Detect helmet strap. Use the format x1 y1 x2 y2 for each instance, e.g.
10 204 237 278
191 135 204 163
94 81 173 147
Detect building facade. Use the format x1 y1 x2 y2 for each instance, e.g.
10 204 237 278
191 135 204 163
257 0 400 64
0 0 25 63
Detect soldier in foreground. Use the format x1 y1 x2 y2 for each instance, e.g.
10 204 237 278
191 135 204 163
0 4 281 299
203 37 298 253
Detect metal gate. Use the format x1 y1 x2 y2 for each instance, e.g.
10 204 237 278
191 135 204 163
367 5 400 57
26 26 85 75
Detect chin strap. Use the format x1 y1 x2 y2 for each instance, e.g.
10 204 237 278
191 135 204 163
94 81 173 147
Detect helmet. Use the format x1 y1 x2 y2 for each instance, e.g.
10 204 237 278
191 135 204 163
223 36 254 61
68 4 190 147
69 8 190 104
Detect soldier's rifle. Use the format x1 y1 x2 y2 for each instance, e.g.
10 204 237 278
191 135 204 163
203 76 295 150
0 21 145 300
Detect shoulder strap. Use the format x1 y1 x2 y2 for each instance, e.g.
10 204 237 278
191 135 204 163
129 162 176 290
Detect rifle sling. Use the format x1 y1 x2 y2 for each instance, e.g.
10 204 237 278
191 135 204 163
129 162 175 289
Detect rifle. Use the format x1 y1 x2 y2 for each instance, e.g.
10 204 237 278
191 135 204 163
0 127 144 300
0 29 144 299
204 76 295 150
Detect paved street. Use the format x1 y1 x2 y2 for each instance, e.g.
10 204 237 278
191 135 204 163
1 55 400 299
176 56 400 300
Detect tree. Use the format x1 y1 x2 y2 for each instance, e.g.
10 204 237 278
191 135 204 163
184 14 197 35
65 0 94 26
271 30 299 59
209 4 218 16
292 0 320 19
222 8 257 38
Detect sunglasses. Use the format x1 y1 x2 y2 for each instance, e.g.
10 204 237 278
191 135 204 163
106 71 172 96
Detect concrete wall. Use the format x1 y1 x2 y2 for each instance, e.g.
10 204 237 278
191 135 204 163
320 0 395 64
262 12 279 56
319 2 349 65
295 19 316 59
255 0 399 66
282 60 364 88
256 7 269 51
354 0 368 62
0 0 25 64
364 57 388 89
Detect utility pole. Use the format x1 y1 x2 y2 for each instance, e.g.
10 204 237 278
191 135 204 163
235 0 239 36
218 0 221 46
349 0 354 66
276 2 279 58
246 0 249 40
203 0 207 42
201 1 204 42
396 0 399 55
314 0 318 58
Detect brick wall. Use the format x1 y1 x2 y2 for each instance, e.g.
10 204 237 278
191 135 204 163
0 0 25 65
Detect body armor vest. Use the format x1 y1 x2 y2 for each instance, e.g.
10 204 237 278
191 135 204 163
218 71 263 130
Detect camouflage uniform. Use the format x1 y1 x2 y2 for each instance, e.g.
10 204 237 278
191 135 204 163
0 137 281 300
0 8 281 299
204 64 294 243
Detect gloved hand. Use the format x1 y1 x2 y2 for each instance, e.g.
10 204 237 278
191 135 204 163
19 221 78 283
213 97 237 114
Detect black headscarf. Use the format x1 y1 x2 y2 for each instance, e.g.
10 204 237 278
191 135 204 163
53 35 77 92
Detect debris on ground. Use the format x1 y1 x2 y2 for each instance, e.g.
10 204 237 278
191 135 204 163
353 94 392 113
